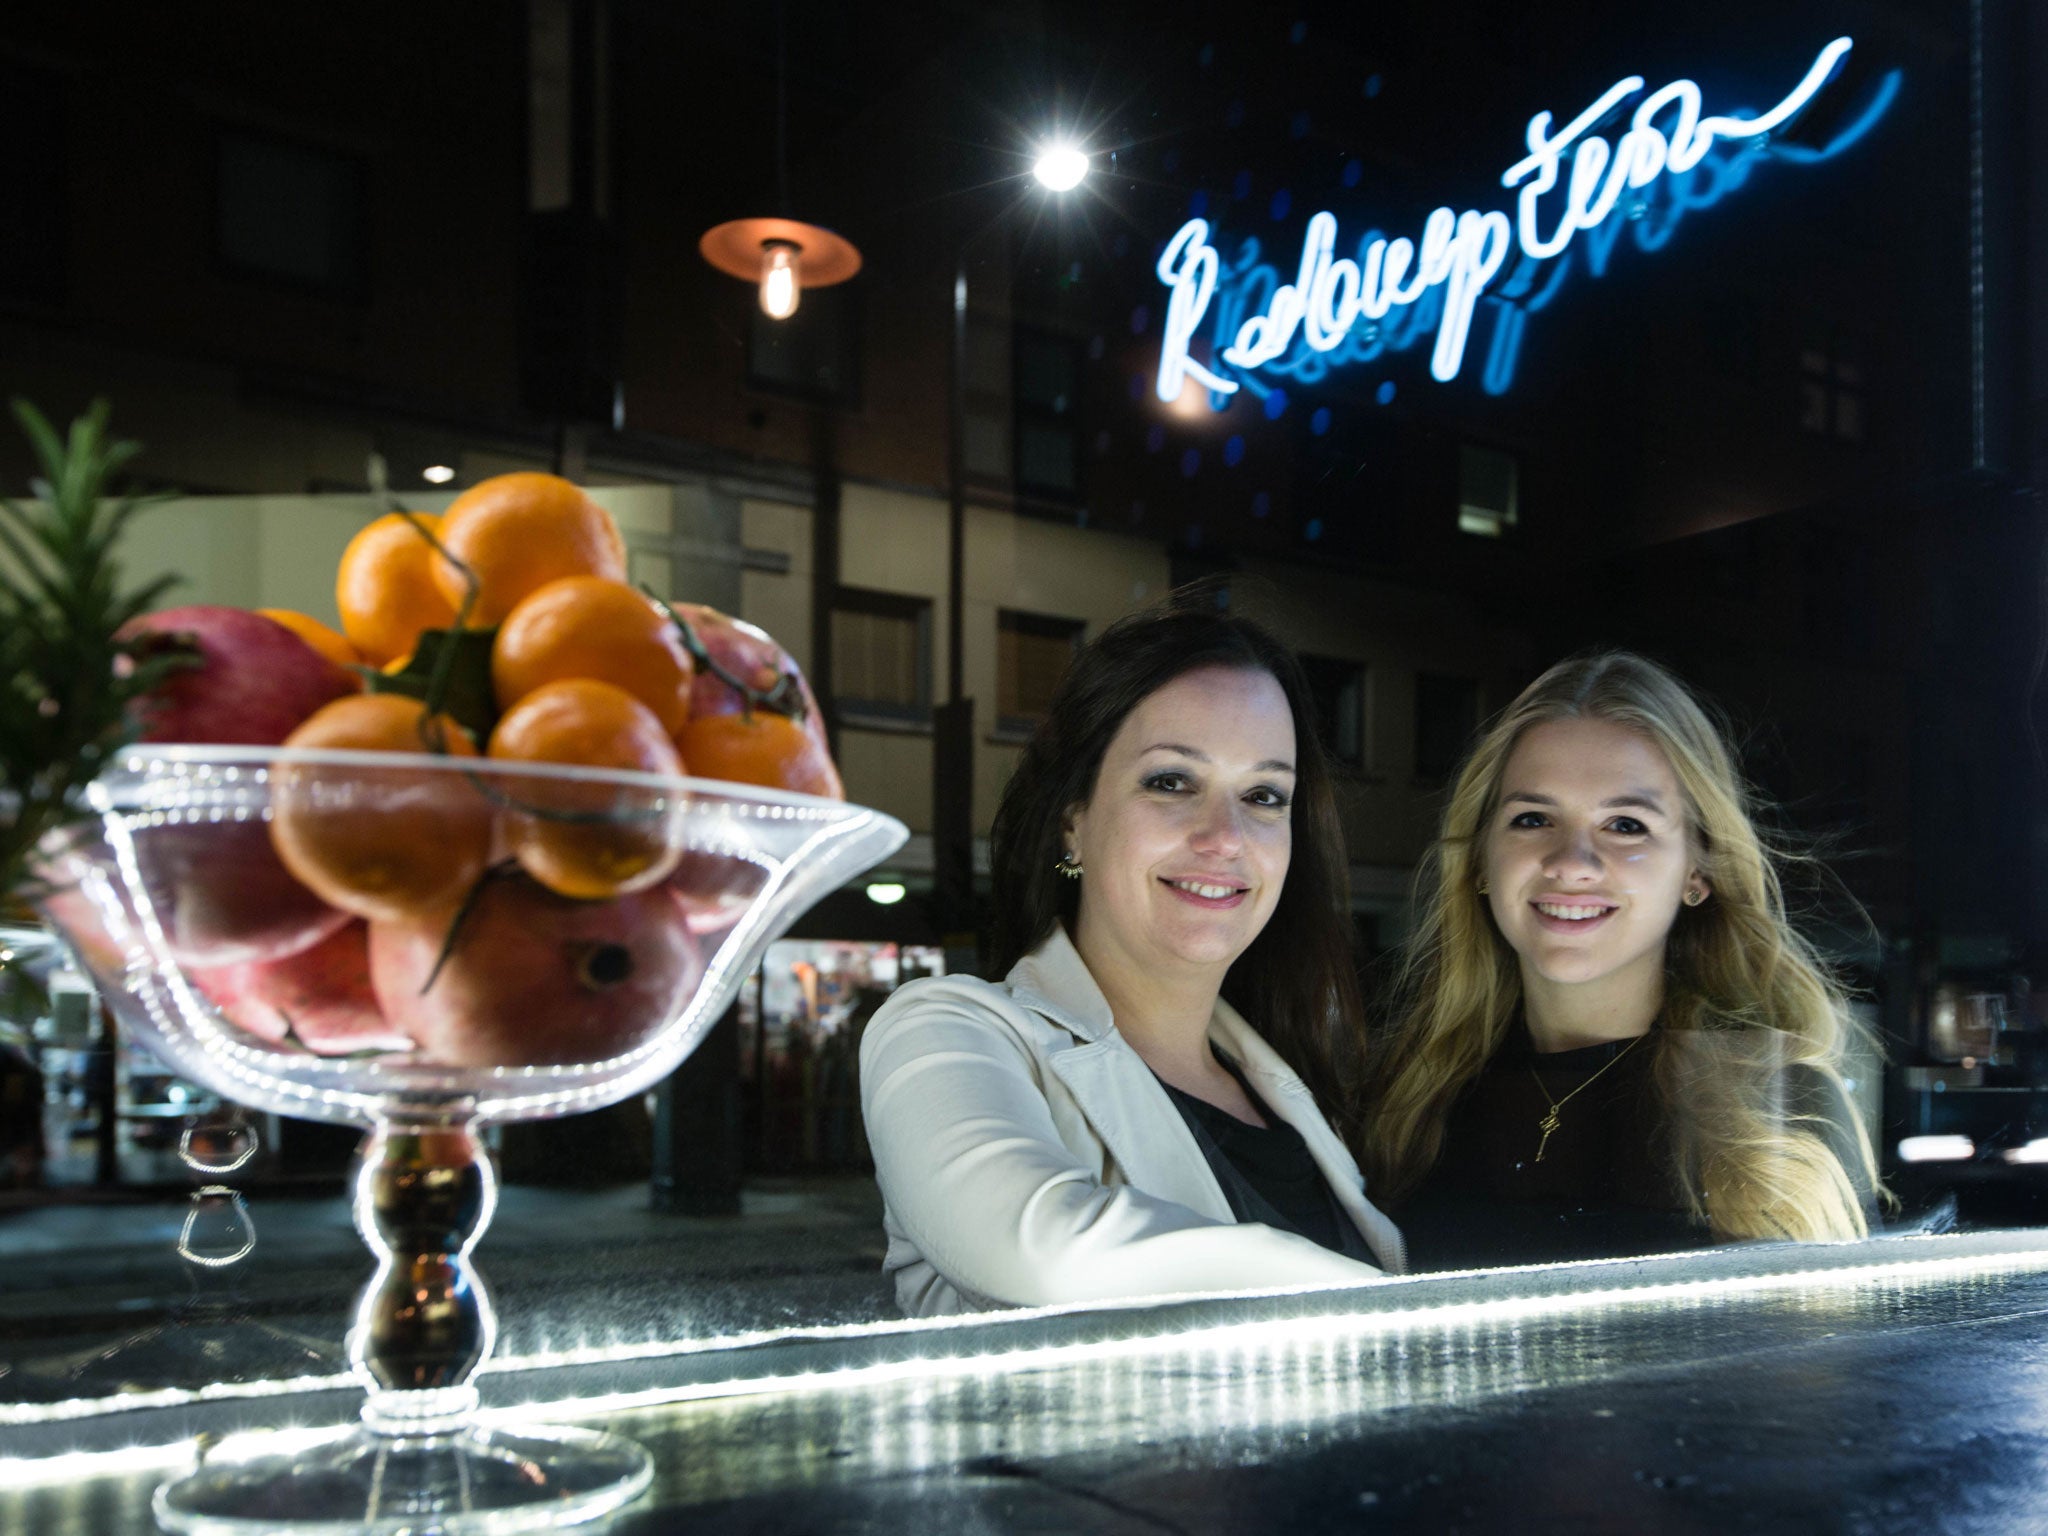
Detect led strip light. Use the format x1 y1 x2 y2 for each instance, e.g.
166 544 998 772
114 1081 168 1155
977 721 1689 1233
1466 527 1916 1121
6 1237 2048 1489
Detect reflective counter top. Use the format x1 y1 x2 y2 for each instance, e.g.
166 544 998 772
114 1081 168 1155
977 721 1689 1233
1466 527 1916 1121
9 1229 2048 1532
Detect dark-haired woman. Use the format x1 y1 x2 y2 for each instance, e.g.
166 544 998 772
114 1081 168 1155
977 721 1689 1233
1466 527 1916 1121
859 592 1403 1316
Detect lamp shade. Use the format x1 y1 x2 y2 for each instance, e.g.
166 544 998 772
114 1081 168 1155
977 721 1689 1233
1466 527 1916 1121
699 217 862 289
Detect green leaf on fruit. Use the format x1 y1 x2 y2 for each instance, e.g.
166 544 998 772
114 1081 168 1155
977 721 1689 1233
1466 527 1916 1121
365 626 501 744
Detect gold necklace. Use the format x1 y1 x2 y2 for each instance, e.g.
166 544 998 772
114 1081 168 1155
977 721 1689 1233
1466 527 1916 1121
1529 1033 1646 1163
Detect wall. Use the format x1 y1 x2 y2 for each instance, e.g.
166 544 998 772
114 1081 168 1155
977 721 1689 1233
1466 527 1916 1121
1232 560 1539 919
86 485 706 623
736 484 1171 836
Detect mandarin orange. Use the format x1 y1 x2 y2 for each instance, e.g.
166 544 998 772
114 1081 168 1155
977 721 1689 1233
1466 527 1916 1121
270 693 494 922
492 576 694 734
258 608 364 671
336 512 461 666
678 710 843 799
431 473 626 627
486 678 685 898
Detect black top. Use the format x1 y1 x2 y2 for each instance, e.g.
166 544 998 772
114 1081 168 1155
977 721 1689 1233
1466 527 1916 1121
1157 1047 1377 1264
1400 1023 1707 1271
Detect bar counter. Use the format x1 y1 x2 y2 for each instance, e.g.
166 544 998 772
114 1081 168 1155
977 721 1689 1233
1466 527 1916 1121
8 1229 2048 1533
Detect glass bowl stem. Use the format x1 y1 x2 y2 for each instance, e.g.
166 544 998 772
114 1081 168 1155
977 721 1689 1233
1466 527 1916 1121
349 1113 498 1437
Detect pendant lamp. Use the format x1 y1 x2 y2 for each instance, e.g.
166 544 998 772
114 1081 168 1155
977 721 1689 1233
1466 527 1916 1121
698 2 861 319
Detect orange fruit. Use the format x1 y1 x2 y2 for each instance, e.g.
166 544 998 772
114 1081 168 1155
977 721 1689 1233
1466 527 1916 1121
431 473 626 627
487 679 685 898
258 608 364 671
678 710 844 800
270 693 494 922
492 576 695 734
336 513 461 666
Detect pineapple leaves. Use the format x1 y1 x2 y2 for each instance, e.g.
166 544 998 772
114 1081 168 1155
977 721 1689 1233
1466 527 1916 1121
0 399 193 910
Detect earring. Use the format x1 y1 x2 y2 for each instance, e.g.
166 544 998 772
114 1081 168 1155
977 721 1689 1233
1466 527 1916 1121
1056 850 1083 880
1684 887 1706 907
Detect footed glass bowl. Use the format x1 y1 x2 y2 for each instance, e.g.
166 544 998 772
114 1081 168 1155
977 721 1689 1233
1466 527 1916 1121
37 744 908 1534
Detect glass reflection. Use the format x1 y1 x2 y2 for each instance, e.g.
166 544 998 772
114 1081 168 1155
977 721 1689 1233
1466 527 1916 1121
0 0 2037 1424
596 1260 2034 1513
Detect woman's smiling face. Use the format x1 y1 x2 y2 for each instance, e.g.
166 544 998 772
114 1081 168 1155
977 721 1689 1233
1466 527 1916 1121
1482 715 1708 996
1065 665 1297 982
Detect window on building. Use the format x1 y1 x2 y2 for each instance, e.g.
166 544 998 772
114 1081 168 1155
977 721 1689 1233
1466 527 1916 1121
962 313 1012 482
1414 673 1481 780
1800 347 1865 442
0 62 65 309
748 283 860 404
526 0 608 215
529 0 574 212
832 589 932 727
1457 443 1518 537
214 130 366 297
997 610 1085 735
1299 654 1370 768
1014 327 1082 499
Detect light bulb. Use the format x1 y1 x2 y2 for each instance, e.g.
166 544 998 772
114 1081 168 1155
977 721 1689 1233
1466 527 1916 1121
759 241 801 319
1033 145 1089 192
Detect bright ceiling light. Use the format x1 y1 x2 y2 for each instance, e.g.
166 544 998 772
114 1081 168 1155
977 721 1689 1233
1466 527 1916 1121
422 465 456 485
1897 1134 1975 1163
1033 145 1090 192
865 881 907 906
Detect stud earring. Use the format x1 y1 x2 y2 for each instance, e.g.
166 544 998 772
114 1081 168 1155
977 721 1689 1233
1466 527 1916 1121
1684 887 1706 907
1056 850 1083 879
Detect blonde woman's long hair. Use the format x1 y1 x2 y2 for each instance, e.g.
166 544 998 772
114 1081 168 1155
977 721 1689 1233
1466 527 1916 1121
1360 651 1879 1243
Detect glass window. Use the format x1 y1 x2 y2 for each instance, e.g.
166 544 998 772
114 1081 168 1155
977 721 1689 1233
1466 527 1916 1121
214 130 366 296
528 0 574 212
832 589 931 726
1800 345 1865 442
1014 328 1082 498
1299 654 1370 767
997 610 1084 734
1458 443 1518 537
963 314 1012 481
1015 419 1078 496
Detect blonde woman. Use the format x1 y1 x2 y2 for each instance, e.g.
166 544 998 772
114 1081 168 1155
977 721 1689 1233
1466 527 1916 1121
1361 651 1878 1269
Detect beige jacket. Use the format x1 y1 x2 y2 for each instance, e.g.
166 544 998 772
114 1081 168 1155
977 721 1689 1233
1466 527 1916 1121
859 926 1405 1316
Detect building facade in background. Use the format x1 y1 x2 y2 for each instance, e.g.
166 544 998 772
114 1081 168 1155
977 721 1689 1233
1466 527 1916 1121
0 0 2040 1009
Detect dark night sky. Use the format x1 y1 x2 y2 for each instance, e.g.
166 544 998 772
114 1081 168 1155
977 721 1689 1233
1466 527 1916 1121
675 0 1976 577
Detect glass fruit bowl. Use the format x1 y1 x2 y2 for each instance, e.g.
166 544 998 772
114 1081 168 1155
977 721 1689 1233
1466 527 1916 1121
36 744 909 1534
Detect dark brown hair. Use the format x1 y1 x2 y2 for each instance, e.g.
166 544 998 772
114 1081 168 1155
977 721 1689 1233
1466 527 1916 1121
987 582 1367 1125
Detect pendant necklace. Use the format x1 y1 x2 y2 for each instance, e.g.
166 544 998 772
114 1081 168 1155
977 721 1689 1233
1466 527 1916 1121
1530 1033 1646 1163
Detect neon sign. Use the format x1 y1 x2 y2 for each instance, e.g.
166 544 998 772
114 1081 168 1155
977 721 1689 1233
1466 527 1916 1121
1155 38 1885 406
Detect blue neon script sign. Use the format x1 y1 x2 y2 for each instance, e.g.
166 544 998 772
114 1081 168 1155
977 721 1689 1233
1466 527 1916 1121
1156 37 1860 404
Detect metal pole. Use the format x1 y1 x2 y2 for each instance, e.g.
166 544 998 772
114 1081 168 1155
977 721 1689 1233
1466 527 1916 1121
947 259 968 704
935 251 978 965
